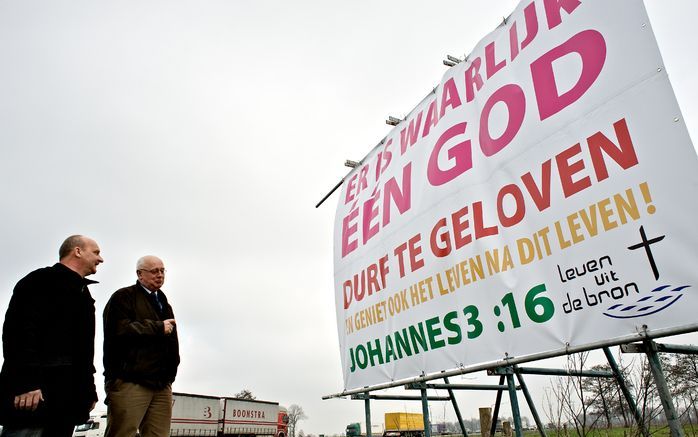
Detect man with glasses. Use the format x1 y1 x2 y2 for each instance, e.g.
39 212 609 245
0 235 103 437
102 255 179 437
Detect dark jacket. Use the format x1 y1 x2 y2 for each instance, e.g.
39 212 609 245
0 263 98 427
103 283 179 389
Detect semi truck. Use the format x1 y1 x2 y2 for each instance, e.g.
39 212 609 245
345 423 382 437
383 413 424 437
74 392 289 437
345 413 424 437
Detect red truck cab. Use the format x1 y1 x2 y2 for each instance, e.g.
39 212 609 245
277 406 289 437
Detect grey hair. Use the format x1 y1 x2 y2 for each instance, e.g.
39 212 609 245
136 255 162 270
136 256 148 270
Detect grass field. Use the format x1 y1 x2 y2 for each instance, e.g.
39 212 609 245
440 425 698 437
514 425 698 437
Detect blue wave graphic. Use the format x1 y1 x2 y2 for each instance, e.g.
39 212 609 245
602 285 688 319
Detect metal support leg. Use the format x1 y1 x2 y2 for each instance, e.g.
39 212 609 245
645 340 684 437
513 367 547 437
506 372 524 437
421 388 432 437
365 397 372 437
603 347 648 437
490 375 505 437
444 377 468 437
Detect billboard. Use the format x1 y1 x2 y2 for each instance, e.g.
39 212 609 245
333 0 698 390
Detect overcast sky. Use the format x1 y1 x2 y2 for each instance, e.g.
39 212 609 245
1 0 697 435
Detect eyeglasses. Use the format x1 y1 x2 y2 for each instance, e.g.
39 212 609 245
139 268 166 274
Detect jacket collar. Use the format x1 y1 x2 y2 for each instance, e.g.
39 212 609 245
52 262 99 286
137 282 166 298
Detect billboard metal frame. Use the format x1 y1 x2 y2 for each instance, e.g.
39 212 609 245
329 335 698 437
323 323 698 398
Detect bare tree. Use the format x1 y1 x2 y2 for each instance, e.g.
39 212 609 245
581 363 635 428
543 384 566 435
556 352 604 437
540 349 698 436
541 353 606 437
610 353 636 428
287 404 308 437
582 365 614 428
234 389 256 400
665 353 698 429
631 354 663 429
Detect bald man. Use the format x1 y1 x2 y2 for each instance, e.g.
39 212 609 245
102 255 180 437
0 235 103 437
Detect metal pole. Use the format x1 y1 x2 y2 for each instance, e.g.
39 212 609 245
603 347 648 437
506 372 524 437
365 397 372 437
652 343 698 354
490 375 505 437
512 367 613 377
358 394 450 401
421 388 432 437
444 377 468 437
622 342 698 355
315 179 343 208
644 340 684 437
513 368 546 437
420 383 514 391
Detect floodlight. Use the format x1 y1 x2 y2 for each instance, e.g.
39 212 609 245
386 116 402 126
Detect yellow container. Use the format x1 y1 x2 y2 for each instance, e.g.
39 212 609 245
384 413 424 431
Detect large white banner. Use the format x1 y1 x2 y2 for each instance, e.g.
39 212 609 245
333 0 698 390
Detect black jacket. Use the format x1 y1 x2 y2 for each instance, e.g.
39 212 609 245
103 283 179 389
0 263 98 427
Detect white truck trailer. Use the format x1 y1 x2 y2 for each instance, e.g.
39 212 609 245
74 393 289 437
220 397 282 436
170 393 287 437
171 393 220 436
